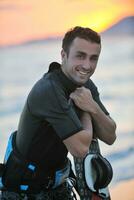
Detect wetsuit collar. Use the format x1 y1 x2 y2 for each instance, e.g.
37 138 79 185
49 62 86 94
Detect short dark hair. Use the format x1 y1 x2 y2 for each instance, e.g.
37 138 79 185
62 26 101 55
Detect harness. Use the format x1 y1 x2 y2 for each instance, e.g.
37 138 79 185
0 132 71 194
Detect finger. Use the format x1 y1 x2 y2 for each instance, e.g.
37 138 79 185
70 93 74 99
77 86 86 90
77 87 92 96
76 87 84 92
70 94 81 105
74 88 84 96
70 93 78 100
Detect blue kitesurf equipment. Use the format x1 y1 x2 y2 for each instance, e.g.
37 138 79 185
52 159 70 189
0 132 71 194
0 164 5 189
0 132 14 190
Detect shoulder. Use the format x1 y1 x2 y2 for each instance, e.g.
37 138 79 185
29 72 63 98
27 71 66 110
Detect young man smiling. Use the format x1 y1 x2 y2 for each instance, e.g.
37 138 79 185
61 37 100 85
0 27 116 200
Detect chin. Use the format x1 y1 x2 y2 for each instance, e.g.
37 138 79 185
75 79 87 86
70 75 88 86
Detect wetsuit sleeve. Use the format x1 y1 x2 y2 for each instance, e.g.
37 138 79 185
27 79 83 140
88 80 109 115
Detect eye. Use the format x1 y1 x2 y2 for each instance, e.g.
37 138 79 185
76 54 85 59
91 56 99 61
77 54 82 58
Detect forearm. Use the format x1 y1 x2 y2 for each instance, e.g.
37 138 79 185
90 101 116 145
64 112 93 158
63 111 93 158
64 129 92 158
80 112 93 134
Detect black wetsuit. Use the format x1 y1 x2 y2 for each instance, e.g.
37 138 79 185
1 62 109 199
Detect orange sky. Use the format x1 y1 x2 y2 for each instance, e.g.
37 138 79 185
0 0 134 46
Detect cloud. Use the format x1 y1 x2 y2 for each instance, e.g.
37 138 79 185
0 4 23 10
0 0 133 46
0 1 31 11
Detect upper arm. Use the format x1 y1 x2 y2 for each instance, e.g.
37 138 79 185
28 78 83 140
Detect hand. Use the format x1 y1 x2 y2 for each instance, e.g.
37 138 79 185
70 87 96 113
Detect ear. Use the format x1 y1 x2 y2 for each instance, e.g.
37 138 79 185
61 49 66 61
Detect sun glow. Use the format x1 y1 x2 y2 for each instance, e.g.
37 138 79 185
0 0 133 46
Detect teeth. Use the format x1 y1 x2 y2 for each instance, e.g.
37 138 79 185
79 71 88 75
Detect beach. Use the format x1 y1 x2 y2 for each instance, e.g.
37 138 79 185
110 179 134 200
61 178 134 200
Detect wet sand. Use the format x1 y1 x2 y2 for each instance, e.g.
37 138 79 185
110 179 134 200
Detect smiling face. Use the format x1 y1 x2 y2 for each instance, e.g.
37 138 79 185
61 37 101 85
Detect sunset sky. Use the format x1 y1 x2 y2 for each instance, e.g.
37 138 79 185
0 0 134 46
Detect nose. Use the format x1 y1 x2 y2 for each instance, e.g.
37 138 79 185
82 59 92 71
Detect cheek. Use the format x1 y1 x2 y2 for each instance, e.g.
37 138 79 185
91 65 97 74
69 56 81 64
91 61 97 68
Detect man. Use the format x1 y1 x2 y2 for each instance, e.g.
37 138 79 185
0 27 116 200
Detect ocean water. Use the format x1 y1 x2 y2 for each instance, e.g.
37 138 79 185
0 36 134 187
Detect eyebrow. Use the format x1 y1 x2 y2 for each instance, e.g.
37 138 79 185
76 51 99 57
76 51 87 55
91 54 99 58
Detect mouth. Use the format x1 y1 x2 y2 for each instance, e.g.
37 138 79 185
76 69 91 77
78 70 89 75
75 66 90 77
